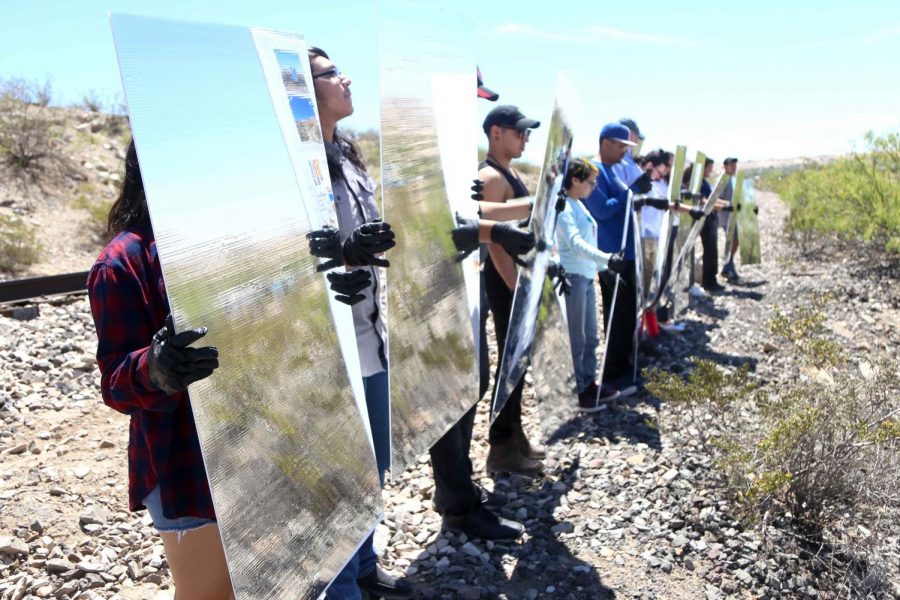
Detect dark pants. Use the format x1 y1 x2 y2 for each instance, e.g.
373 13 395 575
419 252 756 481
429 275 491 517
599 260 636 383
700 215 718 286
483 257 524 444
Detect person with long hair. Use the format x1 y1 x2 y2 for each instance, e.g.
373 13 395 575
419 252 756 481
87 140 231 599
305 46 412 600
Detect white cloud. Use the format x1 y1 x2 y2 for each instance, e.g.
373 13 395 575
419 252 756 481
584 26 685 45
863 24 900 45
495 22 690 46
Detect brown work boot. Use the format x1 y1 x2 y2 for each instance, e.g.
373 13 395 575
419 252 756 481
511 427 546 460
486 441 544 477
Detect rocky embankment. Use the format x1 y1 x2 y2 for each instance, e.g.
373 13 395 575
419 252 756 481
1 190 898 599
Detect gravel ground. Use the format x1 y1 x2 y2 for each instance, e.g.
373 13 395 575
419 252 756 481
1 190 897 599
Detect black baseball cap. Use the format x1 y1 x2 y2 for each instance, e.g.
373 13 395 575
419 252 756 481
482 105 540 134
477 67 499 102
724 157 738 165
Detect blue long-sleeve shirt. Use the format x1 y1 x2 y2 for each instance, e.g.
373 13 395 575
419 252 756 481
584 161 635 259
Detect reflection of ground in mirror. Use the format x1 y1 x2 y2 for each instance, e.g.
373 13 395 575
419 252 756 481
380 99 478 474
738 182 761 265
492 103 574 420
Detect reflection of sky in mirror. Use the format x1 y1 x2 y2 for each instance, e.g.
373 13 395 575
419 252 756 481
111 14 309 248
289 96 316 120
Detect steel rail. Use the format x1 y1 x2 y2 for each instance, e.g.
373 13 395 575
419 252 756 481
0 271 89 304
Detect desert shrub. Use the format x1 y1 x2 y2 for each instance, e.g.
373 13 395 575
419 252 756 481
0 76 53 107
775 131 900 253
74 193 113 236
650 301 900 594
0 95 72 180
80 89 104 113
0 214 41 271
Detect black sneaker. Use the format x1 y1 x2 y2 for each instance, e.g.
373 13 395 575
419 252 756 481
443 505 525 540
476 483 508 508
356 565 414 599
703 281 726 293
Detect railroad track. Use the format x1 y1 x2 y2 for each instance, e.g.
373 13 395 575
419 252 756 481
0 271 88 304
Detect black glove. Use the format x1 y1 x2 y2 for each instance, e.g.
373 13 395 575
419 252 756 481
343 220 396 268
606 252 628 275
148 314 219 395
721 204 734 212
647 198 669 210
689 207 704 220
471 179 484 202
555 189 567 214
326 270 370 306
491 220 536 266
306 225 343 272
547 262 571 296
451 214 480 260
629 170 653 195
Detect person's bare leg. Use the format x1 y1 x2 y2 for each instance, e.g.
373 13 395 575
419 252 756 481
161 524 234 600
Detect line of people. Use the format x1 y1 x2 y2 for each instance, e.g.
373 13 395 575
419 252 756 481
86 53 744 600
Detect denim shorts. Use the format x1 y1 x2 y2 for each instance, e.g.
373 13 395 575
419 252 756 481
143 485 215 533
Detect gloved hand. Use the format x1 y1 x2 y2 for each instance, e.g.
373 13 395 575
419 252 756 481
148 314 219 395
491 220 536 266
647 198 669 210
606 252 628 275
343 220 396 268
546 262 571 296
632 196 646 210
555 189 567 214
629 170 653 195
689 207 704 220
721 204 735 212
326 270 370 306
471 179 484 202
451 214 480 260
306 225 343 272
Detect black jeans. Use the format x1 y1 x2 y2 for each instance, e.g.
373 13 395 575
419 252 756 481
599 260 636 383
700 215 719 286
483 257 524 444
429 275 491 517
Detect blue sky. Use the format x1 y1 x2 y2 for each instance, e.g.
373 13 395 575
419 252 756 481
2 0 899 163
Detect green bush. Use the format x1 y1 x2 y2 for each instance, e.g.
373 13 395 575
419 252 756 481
774 131 900 253
0 214 42 271
649 302 900 594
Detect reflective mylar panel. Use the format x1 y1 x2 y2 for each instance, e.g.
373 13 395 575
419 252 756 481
379 0 479 473
724 171 743 263
737 177 761 265
646 145 685 310
492 83 574 420
672 151 706 320
432 71 481 369
666 173 730 303
532 281 577 443
110 15 381 600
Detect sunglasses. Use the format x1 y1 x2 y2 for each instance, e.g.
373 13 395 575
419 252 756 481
312 67 342 80
500 126 530 140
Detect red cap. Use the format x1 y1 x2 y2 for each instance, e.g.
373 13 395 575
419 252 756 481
477 66 499 102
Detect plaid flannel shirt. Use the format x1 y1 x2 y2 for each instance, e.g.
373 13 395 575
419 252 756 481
87 225 214 520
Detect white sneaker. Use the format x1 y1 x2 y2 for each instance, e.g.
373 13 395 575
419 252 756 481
659 321 686 333
689 284 708 299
